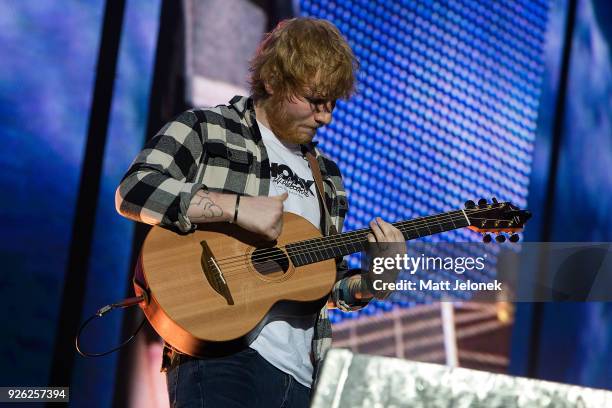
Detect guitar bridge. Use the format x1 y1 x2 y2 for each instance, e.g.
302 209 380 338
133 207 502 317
200 241 234 305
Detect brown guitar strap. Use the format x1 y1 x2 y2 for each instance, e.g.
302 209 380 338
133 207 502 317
303 147 338 235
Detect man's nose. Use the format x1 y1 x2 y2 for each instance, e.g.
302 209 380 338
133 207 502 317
314 110 332 126
313 101 334 125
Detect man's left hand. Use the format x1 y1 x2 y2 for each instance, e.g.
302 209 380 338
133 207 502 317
367 217 404 244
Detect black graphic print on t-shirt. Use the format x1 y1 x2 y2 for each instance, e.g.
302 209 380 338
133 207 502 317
270 162 314 198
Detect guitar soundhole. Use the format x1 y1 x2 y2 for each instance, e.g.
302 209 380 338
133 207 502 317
251 247 290 278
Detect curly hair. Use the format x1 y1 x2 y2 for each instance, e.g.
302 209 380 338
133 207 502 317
249 17 358 101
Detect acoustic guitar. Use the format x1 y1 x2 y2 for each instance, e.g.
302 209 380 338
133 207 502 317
134 198 530 357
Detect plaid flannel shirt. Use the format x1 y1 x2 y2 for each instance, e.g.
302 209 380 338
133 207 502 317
115 96 369 376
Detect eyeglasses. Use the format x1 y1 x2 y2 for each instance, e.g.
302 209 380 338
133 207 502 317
304 96 336 113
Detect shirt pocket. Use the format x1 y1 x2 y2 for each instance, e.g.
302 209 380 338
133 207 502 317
206 141 252 170
202 141 253 191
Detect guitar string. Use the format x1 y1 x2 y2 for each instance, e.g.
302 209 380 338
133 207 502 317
211 206 503 268
211 207 511 273
210 215 501 279
210 214 515 279
210 208 516 277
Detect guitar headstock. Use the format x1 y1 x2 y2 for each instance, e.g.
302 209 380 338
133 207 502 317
464 197 531 243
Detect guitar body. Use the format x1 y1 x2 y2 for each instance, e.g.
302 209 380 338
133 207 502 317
134 212 336 357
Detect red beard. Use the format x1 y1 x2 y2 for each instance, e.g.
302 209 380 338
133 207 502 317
262 96 314 145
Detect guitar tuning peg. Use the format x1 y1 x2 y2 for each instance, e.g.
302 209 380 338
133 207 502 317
491 197 499 204
509 234 520 243
478 198 488 208
482 234 492 243
495 234 506 243
464 200 476 209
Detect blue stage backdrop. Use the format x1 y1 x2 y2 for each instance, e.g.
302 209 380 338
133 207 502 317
69 1 161 406
299 0 550 319
0 0 160 405
513 0 612 390
0 1 105 387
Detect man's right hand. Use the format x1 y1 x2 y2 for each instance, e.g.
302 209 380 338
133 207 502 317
187 190 288 241
236 192 288 240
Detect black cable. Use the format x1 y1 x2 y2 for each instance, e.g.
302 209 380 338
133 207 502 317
75 295 146 357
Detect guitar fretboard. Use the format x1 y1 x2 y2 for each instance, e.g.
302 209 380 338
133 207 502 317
285 210 469 267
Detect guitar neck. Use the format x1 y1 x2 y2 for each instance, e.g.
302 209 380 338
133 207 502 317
286 209 470 267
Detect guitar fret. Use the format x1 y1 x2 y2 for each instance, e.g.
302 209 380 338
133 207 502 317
417 226 430 237
322 247 332 259
449 213 457 229
441 220 455 230
305 248 314 264
297 251 307 266
322 247 333 260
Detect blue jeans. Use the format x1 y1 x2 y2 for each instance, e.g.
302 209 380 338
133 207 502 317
166 348 311 408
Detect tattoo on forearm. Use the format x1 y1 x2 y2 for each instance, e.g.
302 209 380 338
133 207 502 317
189 191 223 219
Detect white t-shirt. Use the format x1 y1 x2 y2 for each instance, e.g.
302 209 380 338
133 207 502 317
248 120 321 387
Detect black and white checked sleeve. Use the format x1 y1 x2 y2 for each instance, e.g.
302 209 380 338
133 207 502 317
115 110 206 232
330 259 371 312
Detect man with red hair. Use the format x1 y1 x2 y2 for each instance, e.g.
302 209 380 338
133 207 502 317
116 17 402 407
